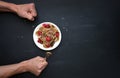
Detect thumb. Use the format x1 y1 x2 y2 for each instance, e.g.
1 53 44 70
26 13 34 21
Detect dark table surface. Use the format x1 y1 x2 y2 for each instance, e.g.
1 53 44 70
0 0 120 78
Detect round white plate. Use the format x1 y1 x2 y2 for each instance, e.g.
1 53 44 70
33 22 62 51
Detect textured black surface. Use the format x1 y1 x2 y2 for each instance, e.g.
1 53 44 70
0 0 120 78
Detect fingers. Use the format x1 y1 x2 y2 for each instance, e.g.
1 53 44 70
27 3 37 21
25 13 34 21
40 61 48 70
30 3 37 17
27 56 48 76
35 56 48 76
37 60 48 68
36 56 48 69
17 3 37 21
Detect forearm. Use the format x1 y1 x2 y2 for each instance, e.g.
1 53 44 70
0 1 17 12
0 62 27 78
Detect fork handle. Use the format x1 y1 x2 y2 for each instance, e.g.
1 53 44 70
45 52 52 60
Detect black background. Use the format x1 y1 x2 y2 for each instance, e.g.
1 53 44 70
0 0 120 78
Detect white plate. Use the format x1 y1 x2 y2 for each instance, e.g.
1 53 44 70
33 22 62 51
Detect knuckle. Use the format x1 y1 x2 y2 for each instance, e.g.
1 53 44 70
36 56 41 59
36 56 40 58
31 3 35 6
44 61 48 65
37 56 44 60
40 57 44 60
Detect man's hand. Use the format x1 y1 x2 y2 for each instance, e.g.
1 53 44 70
0 1 37 21
15 3 37 21
21 56 48 76
0 56 48 78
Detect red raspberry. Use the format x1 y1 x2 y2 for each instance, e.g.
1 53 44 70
36 31 42 36
43 24 50 28
37 38 43 44
46 36 51 42
56 32 59 37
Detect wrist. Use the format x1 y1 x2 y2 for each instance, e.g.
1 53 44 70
18 61 29 73
8 3 18 13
